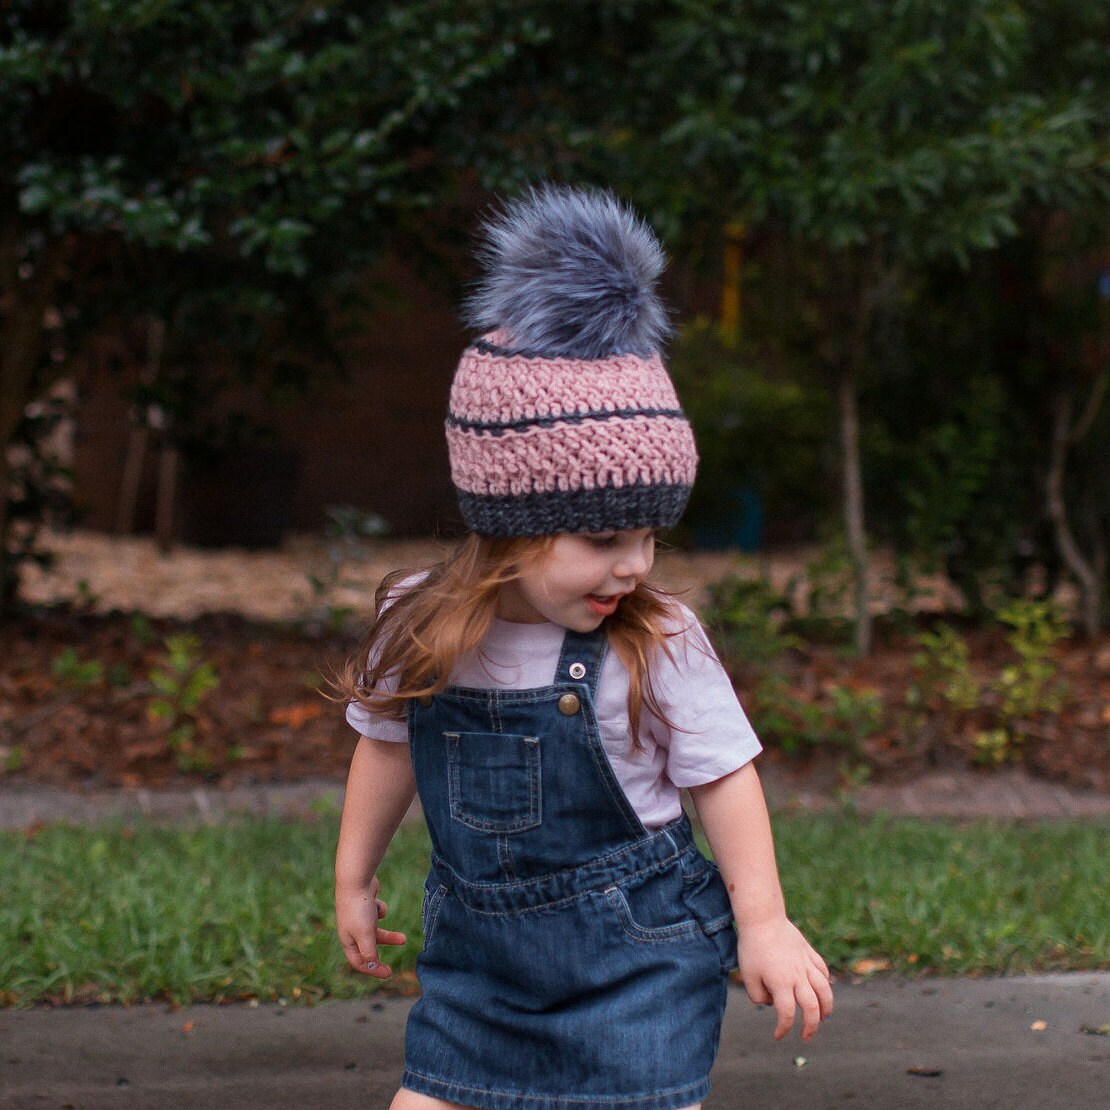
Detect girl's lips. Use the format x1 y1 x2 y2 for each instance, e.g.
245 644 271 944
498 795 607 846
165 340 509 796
586 594 621 617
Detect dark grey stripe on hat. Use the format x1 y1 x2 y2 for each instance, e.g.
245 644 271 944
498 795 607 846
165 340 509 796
446 406 686 436
471 338 551 359
457 482 693 537
470 338 646 361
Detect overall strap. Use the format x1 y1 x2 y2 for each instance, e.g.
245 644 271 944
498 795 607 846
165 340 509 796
553 627 608 696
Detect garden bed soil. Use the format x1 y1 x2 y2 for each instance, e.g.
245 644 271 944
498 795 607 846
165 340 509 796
3 606 1108 796
2 531 1107 794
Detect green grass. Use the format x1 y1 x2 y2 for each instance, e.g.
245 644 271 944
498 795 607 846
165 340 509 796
1 815 1106 1007
771 815 1108 977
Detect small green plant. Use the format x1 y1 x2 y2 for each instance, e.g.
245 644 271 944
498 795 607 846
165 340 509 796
128 613 156 646
51 647 104 690
1 744 25 773
908 623 979 716
106 661 134 689
147 635 220 771
307 505 389 631
994 599 1070 722
973 727 1011 765
701 575 801 664
826 684 884 755
749 675 883 756
885 552 936 634
905 601 1071 767
750 674 827 753
784 539 855 645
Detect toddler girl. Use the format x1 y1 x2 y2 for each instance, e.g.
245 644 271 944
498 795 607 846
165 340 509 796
335 185 833 1110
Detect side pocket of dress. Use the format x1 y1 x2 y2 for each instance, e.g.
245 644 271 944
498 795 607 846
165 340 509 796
681 855 739 973
421 883 448 950
604 885 701 943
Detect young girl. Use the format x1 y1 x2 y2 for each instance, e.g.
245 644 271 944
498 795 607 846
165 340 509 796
335 186 833 1110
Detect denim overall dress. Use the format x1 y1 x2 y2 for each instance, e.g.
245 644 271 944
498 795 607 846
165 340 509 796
401 627 738 1110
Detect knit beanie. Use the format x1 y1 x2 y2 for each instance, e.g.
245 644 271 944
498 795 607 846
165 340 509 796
446 185 698 537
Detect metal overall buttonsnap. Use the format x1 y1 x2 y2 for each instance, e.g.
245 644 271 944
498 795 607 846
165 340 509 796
557 692 581 716
418 694 434 707
568 662 587 680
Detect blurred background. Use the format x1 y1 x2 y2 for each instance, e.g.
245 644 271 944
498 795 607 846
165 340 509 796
1 5 1108 1012
3 1 1105 609
1 1 1107 790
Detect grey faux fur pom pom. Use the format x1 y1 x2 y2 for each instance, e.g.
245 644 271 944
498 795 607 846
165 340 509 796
465 185 670 360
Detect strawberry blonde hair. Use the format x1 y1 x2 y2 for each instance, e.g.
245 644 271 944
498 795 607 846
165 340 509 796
338 533 685 745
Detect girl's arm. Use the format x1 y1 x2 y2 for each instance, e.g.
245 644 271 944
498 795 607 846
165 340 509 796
335 736 417 979
689 761 834 1040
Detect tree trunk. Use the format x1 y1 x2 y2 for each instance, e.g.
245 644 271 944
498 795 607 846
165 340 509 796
1046 391 1103 637
838 366 871 654
116 317 166 534
835 245 886 657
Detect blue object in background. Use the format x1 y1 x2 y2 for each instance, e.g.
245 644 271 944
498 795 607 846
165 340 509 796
691 486 763 552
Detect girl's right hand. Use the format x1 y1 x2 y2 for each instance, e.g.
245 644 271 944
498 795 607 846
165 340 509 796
335 875 407 979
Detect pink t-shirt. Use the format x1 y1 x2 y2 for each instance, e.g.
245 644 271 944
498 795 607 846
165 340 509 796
347 604 761 829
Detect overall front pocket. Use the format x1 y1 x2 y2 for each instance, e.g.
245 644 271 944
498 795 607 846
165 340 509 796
446 731 542 833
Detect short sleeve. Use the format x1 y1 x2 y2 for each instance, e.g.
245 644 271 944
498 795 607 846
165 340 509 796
345 687 408 743
344 573 425 743
646 606 762 787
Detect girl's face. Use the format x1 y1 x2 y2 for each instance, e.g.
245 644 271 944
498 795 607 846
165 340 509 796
496 529 656 631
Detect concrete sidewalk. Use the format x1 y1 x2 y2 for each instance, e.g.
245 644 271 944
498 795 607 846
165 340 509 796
2 974 1107 1109
3 765 1109 830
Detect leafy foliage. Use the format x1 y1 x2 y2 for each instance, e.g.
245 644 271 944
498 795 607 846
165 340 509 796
593 0 1109 256
906 600 1072 765
0 0 546 601
1 388 76 605
667 321 832 541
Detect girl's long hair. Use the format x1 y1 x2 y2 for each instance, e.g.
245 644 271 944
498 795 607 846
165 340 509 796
337 533 686 745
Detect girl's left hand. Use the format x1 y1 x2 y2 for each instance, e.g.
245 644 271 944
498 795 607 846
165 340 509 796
737 916 833 1041
335 875 407 980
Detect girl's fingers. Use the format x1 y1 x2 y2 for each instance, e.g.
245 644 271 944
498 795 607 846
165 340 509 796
796 982 825 1041
771 990 797 1040
373 894 406 945
813 954 831 984
744 978 772 1007
341 935 380 975
813 967 835 1021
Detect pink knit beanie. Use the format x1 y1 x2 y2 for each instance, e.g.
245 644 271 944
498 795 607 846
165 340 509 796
446 186 698 537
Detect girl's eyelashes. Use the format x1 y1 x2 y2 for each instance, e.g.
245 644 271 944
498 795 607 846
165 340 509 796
582 530 657 550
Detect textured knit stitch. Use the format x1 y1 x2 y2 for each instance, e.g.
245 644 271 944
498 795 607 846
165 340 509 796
449 336 683 425
447 414 697 497
446 189 698 537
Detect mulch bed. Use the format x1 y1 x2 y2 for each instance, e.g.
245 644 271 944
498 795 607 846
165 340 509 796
1 609 360 789
1 607 1107 793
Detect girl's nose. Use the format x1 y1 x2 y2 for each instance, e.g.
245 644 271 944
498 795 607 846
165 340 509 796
614 538 654 581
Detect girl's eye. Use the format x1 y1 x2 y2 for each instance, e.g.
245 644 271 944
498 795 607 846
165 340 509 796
582 530 655 551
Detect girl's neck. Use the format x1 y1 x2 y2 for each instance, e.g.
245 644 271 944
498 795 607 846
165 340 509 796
494 580 549 624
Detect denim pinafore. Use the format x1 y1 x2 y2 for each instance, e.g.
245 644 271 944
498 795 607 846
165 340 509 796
401 627 738 1110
